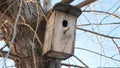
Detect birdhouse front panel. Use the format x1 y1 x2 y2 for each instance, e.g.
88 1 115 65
42 10 77 60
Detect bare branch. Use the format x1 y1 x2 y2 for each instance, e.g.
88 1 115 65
6 0 23 59
75 47 120 62
0 51 21 59
73 55 89 68
11 0 23 43
112 39 120 54
99 5 120 24
75 0 97 8
0 45 7 52
83 10 120 20
61 63 85 68
37 0 48 21
0 0 13 6
31 1 41 68
76 27 120 39
77 22 120 26
0 0 17 19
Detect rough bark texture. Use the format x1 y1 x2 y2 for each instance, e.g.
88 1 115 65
0 0 53 68
0 0 95 68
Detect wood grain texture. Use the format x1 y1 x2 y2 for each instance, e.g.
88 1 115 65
43 10 55 55
52 10 76 54
43 10 77 59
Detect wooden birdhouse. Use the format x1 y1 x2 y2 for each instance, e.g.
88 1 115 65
42 3 82 60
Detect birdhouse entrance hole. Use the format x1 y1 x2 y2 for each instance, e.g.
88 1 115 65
62 20 68 27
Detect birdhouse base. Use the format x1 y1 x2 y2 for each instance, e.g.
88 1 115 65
44 50 73 60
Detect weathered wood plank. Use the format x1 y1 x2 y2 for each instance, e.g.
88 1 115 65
52 10 76 54
43 10 77 59
42 10 55 55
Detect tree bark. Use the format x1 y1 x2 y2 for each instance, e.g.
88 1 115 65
0 0 96 68
0 0 58 68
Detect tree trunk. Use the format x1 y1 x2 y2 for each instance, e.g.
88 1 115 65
0 0 60 68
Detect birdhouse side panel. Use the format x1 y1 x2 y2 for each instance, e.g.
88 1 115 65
42 11 55 55
52 11 77 55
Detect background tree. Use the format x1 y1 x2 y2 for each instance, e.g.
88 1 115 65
0 0 120 68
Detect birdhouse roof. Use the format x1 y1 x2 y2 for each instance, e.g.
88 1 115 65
51 3 82 17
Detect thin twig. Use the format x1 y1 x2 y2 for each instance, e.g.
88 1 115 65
73 55 89 68
77 22 120 26
0 45 7 52
38 0 47 21
61 63 85 68
75 47 120 62
112 39 120 54
0 0 13 6
0 0 17 19
76 27 120 39
99 5 120 24
31 0 41 68
83 10 120 20
107 25 120 36
6 0 23 61
0 51 21 59
11 0 23 46
30 41 37 68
